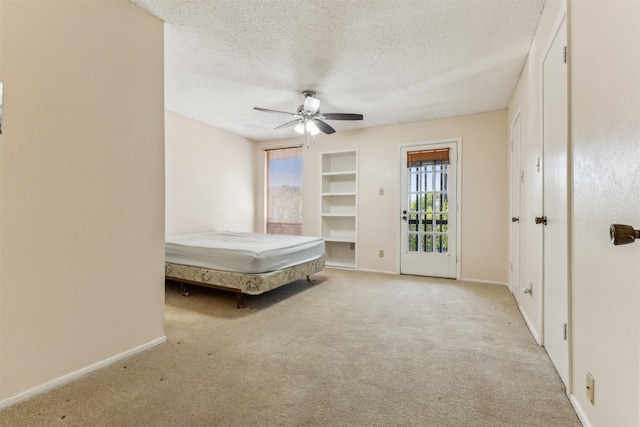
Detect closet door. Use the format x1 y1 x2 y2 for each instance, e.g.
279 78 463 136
542 15 569 388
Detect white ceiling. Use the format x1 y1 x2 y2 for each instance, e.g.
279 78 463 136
130 0 546 141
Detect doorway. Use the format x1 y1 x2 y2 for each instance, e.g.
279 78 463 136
400 141 459 278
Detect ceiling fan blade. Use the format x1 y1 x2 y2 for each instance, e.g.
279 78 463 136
274 119 301 130
315 119 336 135
303 96 321 114
323 113 364 121
253 107 297 116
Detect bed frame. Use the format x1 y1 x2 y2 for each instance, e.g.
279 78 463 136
165 254 325 308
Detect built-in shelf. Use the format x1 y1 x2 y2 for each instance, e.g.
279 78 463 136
321 213 356 217
322 171 357 176
321 150 358 269
322 175 356 194
322 257 356 269
323 236 356 243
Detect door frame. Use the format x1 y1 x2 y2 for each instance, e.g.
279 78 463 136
510 110 522 299
397 138 462 279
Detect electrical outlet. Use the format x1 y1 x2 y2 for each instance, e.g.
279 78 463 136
586 372 595 404
379 250 384 257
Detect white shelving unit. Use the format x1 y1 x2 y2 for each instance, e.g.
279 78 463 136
321 150 357 269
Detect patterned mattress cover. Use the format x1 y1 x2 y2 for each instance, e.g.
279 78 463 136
165 254 325 295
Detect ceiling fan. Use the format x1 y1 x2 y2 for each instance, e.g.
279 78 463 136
253 91 363 136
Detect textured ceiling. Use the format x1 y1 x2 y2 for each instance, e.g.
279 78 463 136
131 0 546 141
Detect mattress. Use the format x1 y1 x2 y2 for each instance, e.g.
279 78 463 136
165 231 325 274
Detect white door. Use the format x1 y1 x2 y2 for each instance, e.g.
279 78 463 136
542 16 569 387
510 114 522 300
400 142 458 278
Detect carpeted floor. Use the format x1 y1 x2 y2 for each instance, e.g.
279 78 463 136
0 269 581 426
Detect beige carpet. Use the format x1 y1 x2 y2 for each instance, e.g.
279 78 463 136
1 269 581 426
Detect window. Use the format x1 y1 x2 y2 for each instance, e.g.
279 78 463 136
407 148 449 253
266 147 303 235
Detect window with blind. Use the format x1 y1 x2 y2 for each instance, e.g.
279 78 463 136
266 147 303 235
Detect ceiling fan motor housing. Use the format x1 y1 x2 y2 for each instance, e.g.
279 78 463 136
301 90 316 99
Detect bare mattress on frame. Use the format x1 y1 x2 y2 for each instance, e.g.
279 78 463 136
165 232 326 307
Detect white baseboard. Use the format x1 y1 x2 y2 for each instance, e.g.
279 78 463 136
570 394 593 427
328 268 508 286
356 268 398 275
341 270 509 286
518 305 541 345
0 336 167 410
460 277 508 286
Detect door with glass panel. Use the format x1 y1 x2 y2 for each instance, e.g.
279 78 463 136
400 142 458 278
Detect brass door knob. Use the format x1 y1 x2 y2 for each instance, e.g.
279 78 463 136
535 216 547 225
610 224 640 245
512 217 520 222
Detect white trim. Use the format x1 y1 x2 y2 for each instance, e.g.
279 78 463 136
460 278 508 287
456 140 463 281
0 336 167 410
397 138 462 280
509 109 522 298
569 395 593 427
519 305 541 345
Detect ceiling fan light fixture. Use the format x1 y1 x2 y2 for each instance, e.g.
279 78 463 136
294 122 305 134
303 96 320 114
306 120 320 136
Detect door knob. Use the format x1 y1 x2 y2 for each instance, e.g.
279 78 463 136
535 216 547 225
402 216 407 221
402 210 407 215
512 217 520 222
610 224 640 245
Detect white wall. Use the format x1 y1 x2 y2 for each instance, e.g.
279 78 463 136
507 0 566 342
569 0 640 425
165 110 255 235
256 110 509 284
0 0 165 403
509 0 640 424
